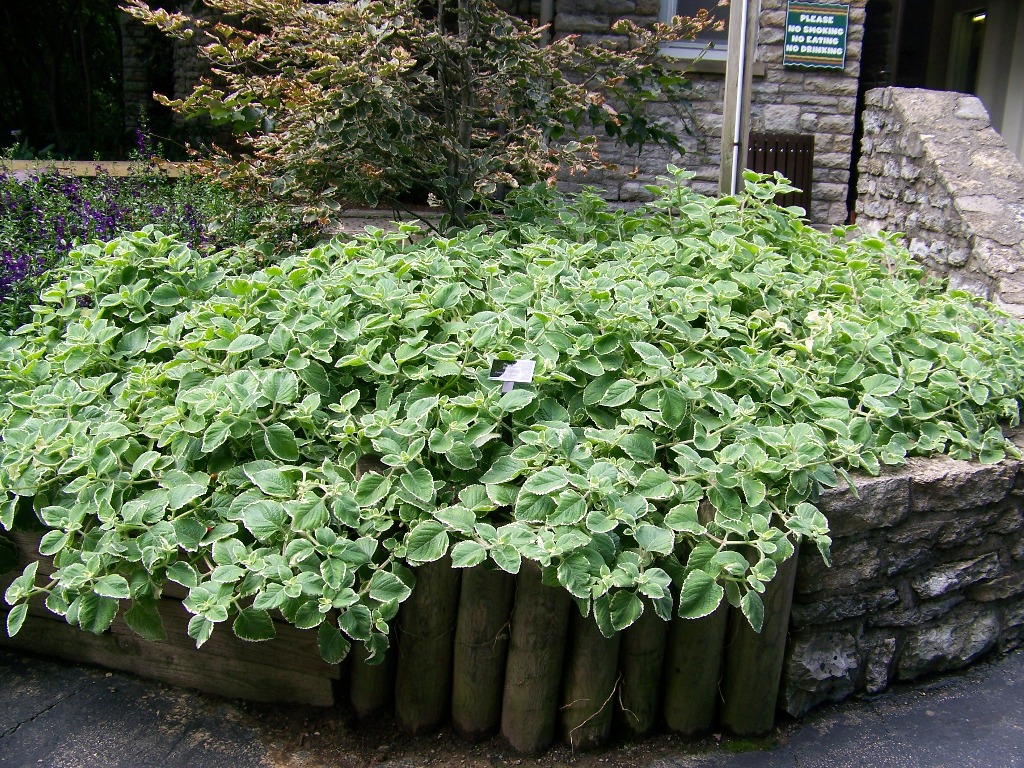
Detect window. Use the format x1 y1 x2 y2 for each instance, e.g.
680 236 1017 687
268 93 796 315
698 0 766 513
660 0 729 60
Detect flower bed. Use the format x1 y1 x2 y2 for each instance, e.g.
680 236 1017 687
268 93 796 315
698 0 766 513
3 170 1024 751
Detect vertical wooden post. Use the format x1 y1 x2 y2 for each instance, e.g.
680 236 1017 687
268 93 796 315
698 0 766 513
719 547 800 736
615 603 669 739
560 609 621 750
719 0 762 196
662 601 729 734
394 557 462 734
451 565 516 737
500 561 571 754
349 637 396 719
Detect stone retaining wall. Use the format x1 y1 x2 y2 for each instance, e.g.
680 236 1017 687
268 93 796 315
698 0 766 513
856 87 1024 318
782 442 1024 716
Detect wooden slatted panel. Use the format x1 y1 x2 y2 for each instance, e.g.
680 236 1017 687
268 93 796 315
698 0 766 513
746 133 815 212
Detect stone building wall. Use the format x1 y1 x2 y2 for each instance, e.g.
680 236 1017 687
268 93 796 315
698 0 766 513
556 0 867 225
856 87 1024 318
781 443 1024 717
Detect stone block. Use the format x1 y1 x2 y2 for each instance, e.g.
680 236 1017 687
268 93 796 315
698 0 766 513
790 587 900 627
991 507 1024 535
555 13 616 33
795 536 883 595
762 104 802 133
780 629 861 717
818 473 910 537
873 594 964 628
575 0 636 13
968 569 1024 602
953 96 991 122
945 248 970 269
895 604 1000 680
864 635 897 693
907 457 1019 513
618 181 655 202
933 516 992 549
911 553 1002 599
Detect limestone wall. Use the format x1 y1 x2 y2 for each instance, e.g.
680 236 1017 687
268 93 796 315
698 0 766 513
856 87 1024 318
782 445 1024 716
556 0 866 225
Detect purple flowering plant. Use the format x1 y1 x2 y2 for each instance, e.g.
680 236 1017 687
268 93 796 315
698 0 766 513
0 156 260 331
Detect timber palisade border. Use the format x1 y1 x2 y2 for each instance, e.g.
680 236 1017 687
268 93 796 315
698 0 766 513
4 439 1024 752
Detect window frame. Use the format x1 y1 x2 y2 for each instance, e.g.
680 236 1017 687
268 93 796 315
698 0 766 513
659 0 729 61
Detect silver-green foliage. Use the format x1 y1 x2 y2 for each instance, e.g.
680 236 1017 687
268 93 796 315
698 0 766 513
2 170 1023 660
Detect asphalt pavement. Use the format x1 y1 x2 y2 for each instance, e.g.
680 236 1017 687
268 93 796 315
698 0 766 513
1 646 1022 768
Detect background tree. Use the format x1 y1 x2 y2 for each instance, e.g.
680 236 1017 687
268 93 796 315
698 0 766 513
122 0 710 232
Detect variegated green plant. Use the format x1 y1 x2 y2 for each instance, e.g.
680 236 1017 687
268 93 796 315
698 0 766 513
3 170 1023 662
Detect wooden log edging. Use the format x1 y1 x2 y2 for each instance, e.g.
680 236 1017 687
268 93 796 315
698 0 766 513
451 565 516 737
1 531 801 750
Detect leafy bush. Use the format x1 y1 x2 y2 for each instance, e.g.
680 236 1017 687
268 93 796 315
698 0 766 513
123 0 708 232
3 171 1023 660
0 165 261 332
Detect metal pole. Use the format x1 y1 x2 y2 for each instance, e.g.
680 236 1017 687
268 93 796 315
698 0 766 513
719 0 761 196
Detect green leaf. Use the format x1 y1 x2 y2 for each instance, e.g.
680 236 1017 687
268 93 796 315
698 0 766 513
740 589 765 632
292 500 329 532
741 475 767 507
620 433 656 462
522 466 571 496
490 544 522 574
293 598 326 629
355 472 390 507
188 614 215 648
150 284 182 307
339 604 373 641
227 334 265 354
498 388 536 412
634 524 675 555
233 608 277 641
167 561 200 589
245 465 295 498
93 575 131 599
263 423 299 461
601 380 638 408
202 421 232 453
77 593 119 634
677 570 724 619
405 521 449 563
368 570 412 603
167 479 207 511
4 562 37 607
480 456 524 485
263 369 299 404
124 600 167 641
862 373 901 397
6 603 28 637
548 492 588 526
451 540 488 568
400 468 435 504
174 517 206 552
318 623 352 664
810 397 851 420
634 467 675 499
243 500 288 542
38 530 70 557
631 341 671 369
609 590 644 631
660 388 686 428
